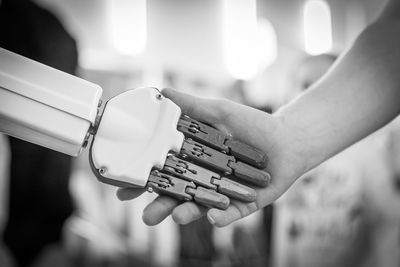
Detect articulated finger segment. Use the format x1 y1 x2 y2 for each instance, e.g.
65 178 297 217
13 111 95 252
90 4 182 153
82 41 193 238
225 139 268 169
147 170 229 209
178 116 268 168
212 178 256 202
163 155 218 190
163 155 256 202
180 139 271 187
227 161 271 187
186 187 229 210
147 170 194 201
178 115 229 152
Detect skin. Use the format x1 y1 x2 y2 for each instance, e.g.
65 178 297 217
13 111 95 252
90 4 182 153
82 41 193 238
118 0 400 227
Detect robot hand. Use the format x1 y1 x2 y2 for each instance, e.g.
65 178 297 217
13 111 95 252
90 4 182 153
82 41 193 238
0 48 271 210
90 88 271 209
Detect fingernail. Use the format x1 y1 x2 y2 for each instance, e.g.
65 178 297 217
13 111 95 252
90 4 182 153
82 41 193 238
207 213 216 225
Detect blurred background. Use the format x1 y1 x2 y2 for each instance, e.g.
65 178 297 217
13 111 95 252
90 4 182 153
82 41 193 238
1 0 400 266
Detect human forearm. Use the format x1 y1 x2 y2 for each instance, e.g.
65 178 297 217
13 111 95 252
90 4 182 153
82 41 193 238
275 17 400 174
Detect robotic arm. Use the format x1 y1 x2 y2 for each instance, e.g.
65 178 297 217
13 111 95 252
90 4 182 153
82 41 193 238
0 47 271 209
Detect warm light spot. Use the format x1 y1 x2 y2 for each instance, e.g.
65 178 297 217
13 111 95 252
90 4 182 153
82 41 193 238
303 0 332 55
107 0 147 56
222 0 277 80
257 18 278 71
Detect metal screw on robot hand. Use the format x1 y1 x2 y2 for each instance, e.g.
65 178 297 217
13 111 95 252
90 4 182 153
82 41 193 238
99 167 107 175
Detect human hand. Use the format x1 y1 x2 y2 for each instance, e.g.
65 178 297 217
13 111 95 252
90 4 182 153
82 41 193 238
117 88 306 227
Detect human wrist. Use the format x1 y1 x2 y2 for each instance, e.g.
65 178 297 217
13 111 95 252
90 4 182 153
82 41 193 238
268 113 309 181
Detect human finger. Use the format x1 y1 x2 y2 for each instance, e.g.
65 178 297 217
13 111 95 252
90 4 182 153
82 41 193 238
142 195 180 226
162 88 228 127
207 184 281 227
171 201 208 224
206 201 258 227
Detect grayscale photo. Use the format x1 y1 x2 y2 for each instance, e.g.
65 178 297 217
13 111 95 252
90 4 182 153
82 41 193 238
0 0 398 266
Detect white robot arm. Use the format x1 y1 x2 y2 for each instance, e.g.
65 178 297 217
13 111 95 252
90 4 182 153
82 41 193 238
0 46 101 156
0 47 271 209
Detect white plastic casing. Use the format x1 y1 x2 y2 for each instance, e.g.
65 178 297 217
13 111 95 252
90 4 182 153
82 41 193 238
90 88 184 187
0 47 102 156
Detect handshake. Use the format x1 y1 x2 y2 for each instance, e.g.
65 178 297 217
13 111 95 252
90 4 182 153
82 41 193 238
90 87 271 210
0 48 276 226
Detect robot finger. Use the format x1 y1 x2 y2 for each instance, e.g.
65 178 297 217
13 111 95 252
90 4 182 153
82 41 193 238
180 139 271 187
147 170 230 209
162 155 256 202
178 115 268 168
